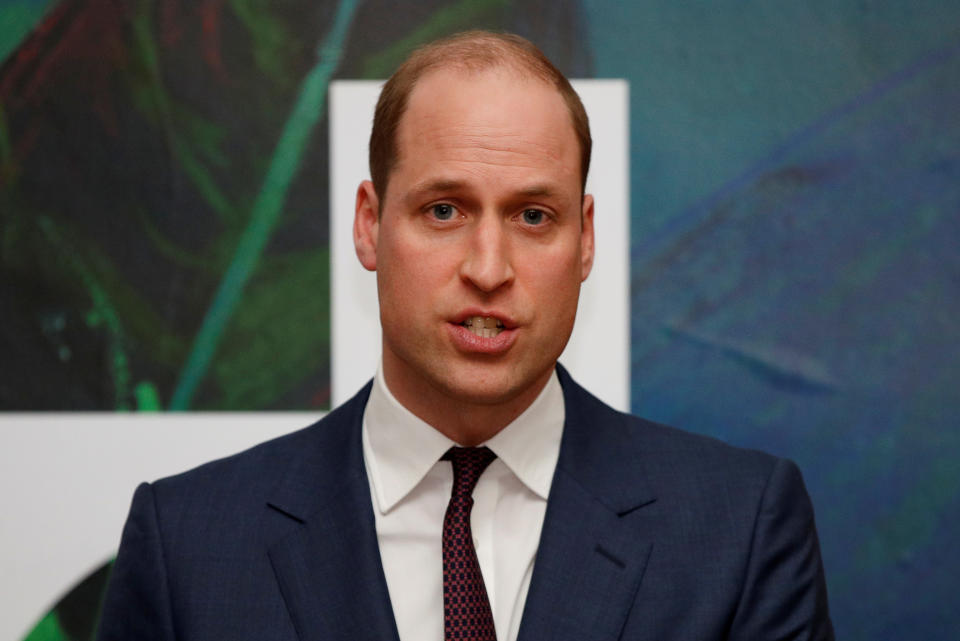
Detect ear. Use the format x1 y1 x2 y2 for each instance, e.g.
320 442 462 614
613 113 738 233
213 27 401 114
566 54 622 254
579 193 595 281
354 180 380 271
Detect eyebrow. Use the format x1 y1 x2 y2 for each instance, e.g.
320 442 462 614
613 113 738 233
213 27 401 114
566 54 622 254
404 178 468 203
516 184 561 199
403 179 566 205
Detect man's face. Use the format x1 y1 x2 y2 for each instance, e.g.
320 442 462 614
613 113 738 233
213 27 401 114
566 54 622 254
355 66 594 420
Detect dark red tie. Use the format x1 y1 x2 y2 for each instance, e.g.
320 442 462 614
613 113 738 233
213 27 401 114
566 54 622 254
442 446 498 641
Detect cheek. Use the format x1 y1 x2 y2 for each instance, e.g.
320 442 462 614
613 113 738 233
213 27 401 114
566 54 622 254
528 238 583 279
378 229 455 296
521 243 583 304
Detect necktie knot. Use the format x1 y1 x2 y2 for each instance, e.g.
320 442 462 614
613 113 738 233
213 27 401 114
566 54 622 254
443 446 497 499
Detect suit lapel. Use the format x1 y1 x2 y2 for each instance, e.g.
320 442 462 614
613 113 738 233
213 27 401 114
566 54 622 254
265 383 401 641
259 368 656 641
518 366 657 641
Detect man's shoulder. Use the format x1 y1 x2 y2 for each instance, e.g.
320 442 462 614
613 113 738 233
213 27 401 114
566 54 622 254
558 365 783 490
623 411 787 500
626 409 778 476
149 381 373 503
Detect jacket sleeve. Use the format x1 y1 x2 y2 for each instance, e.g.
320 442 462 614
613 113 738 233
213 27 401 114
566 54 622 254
728 458 835 641
96 482 177 641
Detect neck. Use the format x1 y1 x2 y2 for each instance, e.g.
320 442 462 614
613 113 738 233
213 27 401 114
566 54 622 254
381 361 553 447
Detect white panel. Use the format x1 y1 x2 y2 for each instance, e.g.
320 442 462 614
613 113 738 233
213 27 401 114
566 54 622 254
571 80 631 411
330 80 630 410
0 413 319 641
329 81 385 407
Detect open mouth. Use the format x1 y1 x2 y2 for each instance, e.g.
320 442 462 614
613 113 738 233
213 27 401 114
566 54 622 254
461 315 505 338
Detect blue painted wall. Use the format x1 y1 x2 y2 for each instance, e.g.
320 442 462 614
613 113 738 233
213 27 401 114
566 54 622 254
585 2 960 638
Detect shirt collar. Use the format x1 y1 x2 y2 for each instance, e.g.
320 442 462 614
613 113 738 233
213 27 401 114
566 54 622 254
363 363 565 514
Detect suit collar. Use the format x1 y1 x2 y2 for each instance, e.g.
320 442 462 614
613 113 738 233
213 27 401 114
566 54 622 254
518 364 657 641
265 381 371 523
265 382 402 641
262 365 655 518
554 363 656 514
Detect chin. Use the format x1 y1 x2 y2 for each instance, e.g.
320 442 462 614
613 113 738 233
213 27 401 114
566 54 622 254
445 385 519 407
438 365 547 407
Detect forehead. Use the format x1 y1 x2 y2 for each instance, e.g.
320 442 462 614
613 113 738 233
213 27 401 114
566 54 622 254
390 67 581 193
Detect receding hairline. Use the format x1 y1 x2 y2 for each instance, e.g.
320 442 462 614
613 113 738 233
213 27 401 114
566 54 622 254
369 31 592 200
403 31 566 85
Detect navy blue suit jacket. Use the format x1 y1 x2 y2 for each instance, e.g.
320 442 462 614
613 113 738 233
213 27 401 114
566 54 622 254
97 366 833 640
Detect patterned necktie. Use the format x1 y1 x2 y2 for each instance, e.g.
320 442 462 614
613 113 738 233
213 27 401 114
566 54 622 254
442 446 498 641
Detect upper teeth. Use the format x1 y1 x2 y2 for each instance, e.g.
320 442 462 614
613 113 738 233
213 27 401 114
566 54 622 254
463 316 504 338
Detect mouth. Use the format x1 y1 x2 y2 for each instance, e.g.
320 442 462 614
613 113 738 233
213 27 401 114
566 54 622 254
461 315 505 338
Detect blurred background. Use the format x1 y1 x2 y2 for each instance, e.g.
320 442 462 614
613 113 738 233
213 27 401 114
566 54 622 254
2 1 958 639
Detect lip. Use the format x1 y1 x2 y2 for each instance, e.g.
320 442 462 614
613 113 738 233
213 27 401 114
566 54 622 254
447 308 519 354
446 322 517 354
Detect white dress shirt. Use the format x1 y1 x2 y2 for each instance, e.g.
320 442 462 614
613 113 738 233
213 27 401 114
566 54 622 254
361 364 564 641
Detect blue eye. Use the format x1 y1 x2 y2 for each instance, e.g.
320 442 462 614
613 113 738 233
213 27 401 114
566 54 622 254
522 209 545 225
431 203 456 220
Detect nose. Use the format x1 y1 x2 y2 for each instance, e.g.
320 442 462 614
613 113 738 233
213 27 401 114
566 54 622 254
459 214 514 292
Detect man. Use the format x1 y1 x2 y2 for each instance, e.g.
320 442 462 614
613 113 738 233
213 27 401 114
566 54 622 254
98 31 833 640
